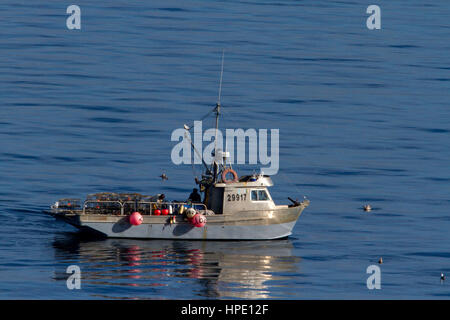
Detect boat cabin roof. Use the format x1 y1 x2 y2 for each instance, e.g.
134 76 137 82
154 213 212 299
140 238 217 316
215 175 273 188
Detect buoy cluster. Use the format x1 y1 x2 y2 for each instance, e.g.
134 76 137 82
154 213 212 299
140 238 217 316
153 208 170 216
128 206 206 228
185 208 206 227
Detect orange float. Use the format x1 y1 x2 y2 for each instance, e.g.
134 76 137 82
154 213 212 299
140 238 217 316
129 212 143 226
192 213 206 228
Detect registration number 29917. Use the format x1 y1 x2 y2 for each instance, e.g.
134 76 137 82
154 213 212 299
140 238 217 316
227 194 246 201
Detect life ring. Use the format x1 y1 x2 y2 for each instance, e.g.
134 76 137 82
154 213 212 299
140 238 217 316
222 168 239 183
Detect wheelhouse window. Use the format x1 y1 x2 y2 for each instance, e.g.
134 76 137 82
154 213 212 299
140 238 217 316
251 189 270 201
258 190 269 201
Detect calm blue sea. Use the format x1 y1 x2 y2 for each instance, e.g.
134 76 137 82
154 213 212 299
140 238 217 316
0 0 449 299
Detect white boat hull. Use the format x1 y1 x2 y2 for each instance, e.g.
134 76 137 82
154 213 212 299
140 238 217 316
78 220 298 240
55 204 307 240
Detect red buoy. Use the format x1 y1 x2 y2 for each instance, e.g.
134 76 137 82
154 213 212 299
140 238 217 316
129 212 143 226
161 209 169 215
154 209 161 216
192 213 206 228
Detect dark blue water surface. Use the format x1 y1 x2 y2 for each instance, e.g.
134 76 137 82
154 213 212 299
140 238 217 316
1 0 450 299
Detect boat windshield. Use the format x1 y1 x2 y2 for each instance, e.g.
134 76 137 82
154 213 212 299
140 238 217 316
251 189 269 201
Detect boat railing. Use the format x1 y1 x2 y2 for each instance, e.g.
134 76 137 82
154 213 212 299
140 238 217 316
82 200 207 215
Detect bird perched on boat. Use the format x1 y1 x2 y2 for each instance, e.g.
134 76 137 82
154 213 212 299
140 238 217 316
363 204 372 212
378 257 383 264
159 173 168 181
441 273 445 281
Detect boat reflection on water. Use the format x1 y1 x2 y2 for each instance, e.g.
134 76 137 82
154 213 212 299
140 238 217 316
52 233 301 299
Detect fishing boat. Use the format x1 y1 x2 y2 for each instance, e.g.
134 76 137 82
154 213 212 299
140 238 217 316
48 171 309 240
47 58 309 240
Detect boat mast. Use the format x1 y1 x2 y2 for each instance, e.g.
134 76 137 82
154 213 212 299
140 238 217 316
214 50 224 152
213 50 225 182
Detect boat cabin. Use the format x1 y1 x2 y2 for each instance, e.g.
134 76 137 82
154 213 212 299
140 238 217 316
205 175 276 214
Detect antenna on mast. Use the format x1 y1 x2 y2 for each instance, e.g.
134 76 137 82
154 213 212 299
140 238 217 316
214 50 225 148
213 50 225 182
217 49 225 107
214 50 225 131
